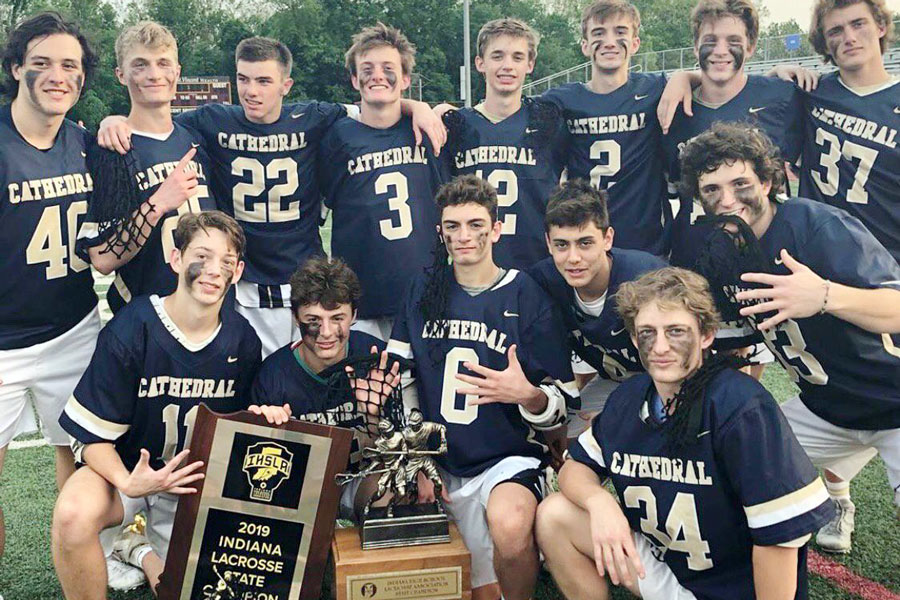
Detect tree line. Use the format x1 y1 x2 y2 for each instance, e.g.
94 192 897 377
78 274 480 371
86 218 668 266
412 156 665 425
0 0 803 130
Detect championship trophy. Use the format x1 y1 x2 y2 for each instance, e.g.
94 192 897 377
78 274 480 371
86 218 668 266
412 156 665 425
156 405 352 600
330 355 472 600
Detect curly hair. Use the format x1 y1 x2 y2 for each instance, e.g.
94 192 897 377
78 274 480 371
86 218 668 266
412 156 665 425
477 18 540 61
290 256 362 313
809 0 894 64
345 22 416 76
545 179 611 232
678 122 785 213
691 0 759 47
581 0 642 39
2 11 99 99
616 267 720 338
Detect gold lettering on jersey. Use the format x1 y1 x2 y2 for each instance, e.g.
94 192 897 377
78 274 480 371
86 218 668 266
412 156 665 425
566 113 646 136
347 145 428 175
296 401 356 425
7 172 94 204
421 319 508 354
810 106 897 149
137 376 236 399
135 160 206 191
453 145 537 169
609 451 713 486
216 132 307 153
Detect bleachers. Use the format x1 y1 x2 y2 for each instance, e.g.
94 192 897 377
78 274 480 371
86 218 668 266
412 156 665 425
523 18 900 95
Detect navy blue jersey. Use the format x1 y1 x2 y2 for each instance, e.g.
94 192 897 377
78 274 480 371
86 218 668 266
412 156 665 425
78 125 217 313
387 269 578 477
318 116 446 319
527 249 666 380
570 370 832 600
664 76 803 267
543 75 670 255
0 105 97 350
798 74 900 264
757 198 900 430
250 331 385 471
177 101 344 285
60 295 262 471
447 98 567 268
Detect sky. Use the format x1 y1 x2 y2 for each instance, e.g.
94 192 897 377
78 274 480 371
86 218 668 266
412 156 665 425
760 0 900 28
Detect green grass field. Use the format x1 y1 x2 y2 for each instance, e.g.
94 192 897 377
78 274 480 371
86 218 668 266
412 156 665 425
2 218 897 599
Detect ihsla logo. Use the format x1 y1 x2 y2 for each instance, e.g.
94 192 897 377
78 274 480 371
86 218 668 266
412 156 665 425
242 442 293 502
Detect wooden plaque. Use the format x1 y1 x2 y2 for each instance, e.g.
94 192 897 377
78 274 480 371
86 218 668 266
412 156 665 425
332 525 471 600
157 405 352 600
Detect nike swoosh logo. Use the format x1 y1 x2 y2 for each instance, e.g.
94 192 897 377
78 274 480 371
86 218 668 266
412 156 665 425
525 128 538 134
291 112 305 119
894 107 900 114
611 327 626 336
774 257 784 265
634 94 648 101
503 310 519 317
748 106 767 114
227 356 238 363
191 142 200 148
696 430 711 438
81 151 87 157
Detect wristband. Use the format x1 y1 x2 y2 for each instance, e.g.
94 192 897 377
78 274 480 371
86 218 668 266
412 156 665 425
819 279 831 315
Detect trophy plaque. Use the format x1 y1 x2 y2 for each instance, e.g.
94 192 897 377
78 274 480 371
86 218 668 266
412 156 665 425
157 405 352 600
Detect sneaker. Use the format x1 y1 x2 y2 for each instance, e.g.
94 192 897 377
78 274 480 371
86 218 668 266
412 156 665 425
816 498 855 553
106 556 146 591
111 525 152 570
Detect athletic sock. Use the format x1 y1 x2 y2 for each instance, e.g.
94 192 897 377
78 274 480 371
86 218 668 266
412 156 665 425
825 478 851 502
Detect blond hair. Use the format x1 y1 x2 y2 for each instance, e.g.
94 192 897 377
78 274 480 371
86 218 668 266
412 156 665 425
115 21 177 68
691 0 759 47
616 267 720 337
809 0 894 64
477 18 540 61
581 0 642 39
344 22 416 76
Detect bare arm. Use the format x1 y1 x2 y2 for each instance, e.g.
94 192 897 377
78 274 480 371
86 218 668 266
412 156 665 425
87 149 199 275
82 443 204 498
737 249 900 333
752 545 798 600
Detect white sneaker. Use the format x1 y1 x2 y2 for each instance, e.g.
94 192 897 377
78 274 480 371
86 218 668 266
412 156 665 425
816 498 855 554
106 556 147 591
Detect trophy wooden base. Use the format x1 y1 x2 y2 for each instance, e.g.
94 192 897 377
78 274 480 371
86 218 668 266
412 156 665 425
332 523 471 600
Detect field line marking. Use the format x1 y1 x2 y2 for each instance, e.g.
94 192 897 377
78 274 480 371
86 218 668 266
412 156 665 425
809 549 900 600
8 438 49 450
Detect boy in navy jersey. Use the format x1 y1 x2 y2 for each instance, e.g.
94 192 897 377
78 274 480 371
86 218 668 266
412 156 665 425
97 36 444 356
441 18 568 269
680 123 900 555
319 23 447 341
543 1 699 256
528 180 666 436
78 22 215 314
387 175 578 600
53 211 262 598
662 0 804 269
0 12 100 565
247 256 397 521
537 267 832 600
800 0 898 264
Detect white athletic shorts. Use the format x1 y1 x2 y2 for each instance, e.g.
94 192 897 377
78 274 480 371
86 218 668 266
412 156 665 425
352 318 395 343
442 455 544 588
0 307 100 447
235 280 298 359
632 532 698 600
115 491 178 562
781 396 899 507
